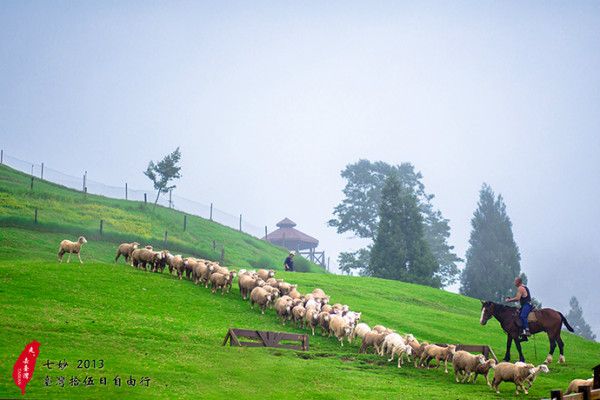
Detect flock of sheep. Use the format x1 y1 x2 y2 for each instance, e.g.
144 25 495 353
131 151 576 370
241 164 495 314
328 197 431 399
58 237 592 396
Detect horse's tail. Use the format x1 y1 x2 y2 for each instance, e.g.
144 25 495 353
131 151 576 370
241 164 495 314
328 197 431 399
559 312 575 332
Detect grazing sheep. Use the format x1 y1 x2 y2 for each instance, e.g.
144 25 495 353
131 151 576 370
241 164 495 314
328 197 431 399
421 344 456 373
304 307 320 335
473 359 497 387
515 362 550 390
452 350 486 383
275 296 294 325
257 269 275 281
115 242 139 265
58 236 88 264
250 287 272 314
491 362 535 395
292 305 306 328
239 274 264 300
565 378 593 395
329 315 352 347
351 322 372 347
209 272 232 295
318 311 331 337
359 331 387 354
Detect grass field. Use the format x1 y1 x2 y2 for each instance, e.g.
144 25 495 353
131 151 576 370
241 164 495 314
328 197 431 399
1 165 598 400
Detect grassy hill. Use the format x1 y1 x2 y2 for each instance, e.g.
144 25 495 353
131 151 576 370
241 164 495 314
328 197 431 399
0 165 598 400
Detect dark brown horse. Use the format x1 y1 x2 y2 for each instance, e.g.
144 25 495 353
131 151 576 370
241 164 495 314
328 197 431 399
479 301 574 363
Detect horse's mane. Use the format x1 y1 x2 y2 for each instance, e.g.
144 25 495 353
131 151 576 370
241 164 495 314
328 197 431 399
489 302 515 313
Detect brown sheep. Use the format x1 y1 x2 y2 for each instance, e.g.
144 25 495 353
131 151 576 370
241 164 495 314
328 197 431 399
210 272 232 295
359 331 387 354
238 275 264 300
115 242 140 265
275 296 294 325
452 350 486 383
250 287 272 314
491 362 535 394
421 344 456 373
257 269 275 281
329 315 352 347
318 311 331 337
473 359 496 387
58 236 88 264
304 307 320 335
292 305 306 328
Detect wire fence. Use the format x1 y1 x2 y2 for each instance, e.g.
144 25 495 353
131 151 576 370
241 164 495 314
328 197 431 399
0 150 266 238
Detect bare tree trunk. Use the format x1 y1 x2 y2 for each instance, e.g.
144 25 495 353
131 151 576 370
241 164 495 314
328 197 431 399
153 188 162 211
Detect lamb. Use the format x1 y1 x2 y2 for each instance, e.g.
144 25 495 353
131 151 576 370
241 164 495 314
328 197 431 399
421 344 456 373
329 315 352 347
380 333 413 367
359 331 387 354
292 305 306 328
115 242 140 265
490 362 535 394
565 378 593 395
452 350 486 383
472 359 497 387
275 296 294 325
515 362 550 390
350 322 371 347
58 236 88 264
209 272 232 295
304 307 320 335
257 269 275 281
250 287 272 314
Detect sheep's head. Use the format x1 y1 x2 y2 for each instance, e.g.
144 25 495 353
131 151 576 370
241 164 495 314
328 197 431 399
476 354 486 365
79 236 88 244
538 365 550 374
447 345 456 354
208 264 214 271
132 242 140 248
488 360 497 369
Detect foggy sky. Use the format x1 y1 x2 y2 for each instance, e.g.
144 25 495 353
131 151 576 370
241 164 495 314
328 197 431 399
1 1 599 338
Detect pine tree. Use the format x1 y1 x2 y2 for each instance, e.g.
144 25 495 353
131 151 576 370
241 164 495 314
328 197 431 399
566 296 597 341
460 183 521 301
366 175 440 288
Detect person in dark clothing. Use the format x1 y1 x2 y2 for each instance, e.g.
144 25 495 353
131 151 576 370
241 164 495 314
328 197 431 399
505 276 533 336
284 252 294 272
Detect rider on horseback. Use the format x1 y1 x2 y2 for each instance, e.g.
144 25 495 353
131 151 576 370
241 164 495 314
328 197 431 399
505 276 532 337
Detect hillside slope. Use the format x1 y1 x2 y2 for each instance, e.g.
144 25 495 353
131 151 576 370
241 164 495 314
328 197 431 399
1 227 598 400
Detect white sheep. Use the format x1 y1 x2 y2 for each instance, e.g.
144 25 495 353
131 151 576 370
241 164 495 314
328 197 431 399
351 322 371 347
491 362 535 394
380 333 412 368
452 350 486 383
515 362 550 390
421 344 456 373
58 236 88 264
473 359 496 387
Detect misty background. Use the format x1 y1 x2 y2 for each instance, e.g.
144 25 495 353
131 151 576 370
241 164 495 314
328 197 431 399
1 2 598 338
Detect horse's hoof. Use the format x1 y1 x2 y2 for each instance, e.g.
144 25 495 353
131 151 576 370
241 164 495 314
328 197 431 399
559 355 565 363
544 355 553 364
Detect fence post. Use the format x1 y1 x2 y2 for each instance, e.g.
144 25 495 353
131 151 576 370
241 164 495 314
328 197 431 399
144 193 147 204
125 183 128 200
83 171 87 192
1 149 3 164
84 187 87 200
30 176 34 190
210 203 213 221
34 208 38 225
239 214 242 231
100 220 103 235
183 215 187 232
41 163 44 180
264 226 267 239
164 230 168 247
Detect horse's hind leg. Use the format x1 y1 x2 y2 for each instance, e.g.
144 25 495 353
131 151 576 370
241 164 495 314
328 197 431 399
556 335 566 363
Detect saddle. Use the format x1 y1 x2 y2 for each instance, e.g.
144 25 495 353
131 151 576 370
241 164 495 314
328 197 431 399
514 306 539 328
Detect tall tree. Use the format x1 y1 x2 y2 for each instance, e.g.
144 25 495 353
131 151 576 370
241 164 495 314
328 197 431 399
566 296 597 341
144 147 182 210
328 159 460 286
366 175 441 288
460 183 521 301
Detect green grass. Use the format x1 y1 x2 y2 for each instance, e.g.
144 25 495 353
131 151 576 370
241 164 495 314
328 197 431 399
0 165 599 399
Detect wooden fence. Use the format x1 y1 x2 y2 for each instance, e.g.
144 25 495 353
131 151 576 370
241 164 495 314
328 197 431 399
222 328 309 351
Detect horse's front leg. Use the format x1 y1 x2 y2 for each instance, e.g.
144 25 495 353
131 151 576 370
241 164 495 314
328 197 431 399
503 335 512 362
514 339 525 363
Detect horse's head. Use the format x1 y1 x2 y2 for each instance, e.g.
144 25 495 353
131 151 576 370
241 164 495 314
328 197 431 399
480 300 495 325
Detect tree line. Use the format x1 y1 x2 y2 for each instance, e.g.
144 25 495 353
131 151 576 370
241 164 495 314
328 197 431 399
328 159 596 342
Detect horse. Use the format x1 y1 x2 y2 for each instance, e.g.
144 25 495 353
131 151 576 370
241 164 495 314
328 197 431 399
479 300 574 364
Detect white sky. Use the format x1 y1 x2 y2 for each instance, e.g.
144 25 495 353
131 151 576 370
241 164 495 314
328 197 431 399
1 1 599 338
